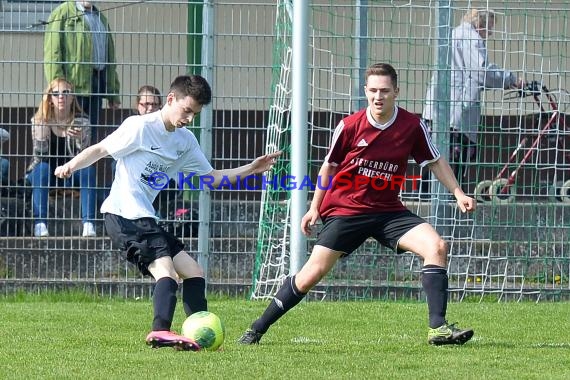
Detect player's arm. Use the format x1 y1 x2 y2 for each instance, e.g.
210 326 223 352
427 157 476 213
301 161 337 235
54 143 109 179
207 151 281 187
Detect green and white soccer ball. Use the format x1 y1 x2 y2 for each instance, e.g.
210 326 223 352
181 311 225 351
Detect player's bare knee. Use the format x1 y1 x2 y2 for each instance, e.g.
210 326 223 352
173 251 205 278
148 256 178 279
186 265 205 278
295 269 323 293
438 238 448 255
434 238 448 264
421 237 448 265
153 274 178 282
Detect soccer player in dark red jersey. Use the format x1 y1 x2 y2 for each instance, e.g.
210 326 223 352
239 63 476 346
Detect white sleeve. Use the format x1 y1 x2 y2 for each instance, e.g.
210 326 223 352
324 120 345 166
180 132 214 176
100 116 142 159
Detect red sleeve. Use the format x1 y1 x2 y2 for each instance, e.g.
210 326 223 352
411 117 440 166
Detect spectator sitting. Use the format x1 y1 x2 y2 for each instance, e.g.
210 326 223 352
26 78 97 237
135 85 162 115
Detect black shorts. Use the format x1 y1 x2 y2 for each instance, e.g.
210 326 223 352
104 213 185 276
316 210 426 256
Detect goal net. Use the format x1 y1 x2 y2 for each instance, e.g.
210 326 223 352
250 0 570 302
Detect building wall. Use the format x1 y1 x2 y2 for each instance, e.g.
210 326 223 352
0 1 567 113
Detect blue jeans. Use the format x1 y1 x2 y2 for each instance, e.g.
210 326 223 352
26 162 97 224
0 157 8 185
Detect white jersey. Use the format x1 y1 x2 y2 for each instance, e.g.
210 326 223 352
100 111 213 219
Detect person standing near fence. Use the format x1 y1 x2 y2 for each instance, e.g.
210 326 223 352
0 128 10 186
54 74 281 350
27 77 97 237
44 1 121 129
239 63 476 346
421 8 523 190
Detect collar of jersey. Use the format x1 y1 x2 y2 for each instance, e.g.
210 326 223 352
366 105 398 130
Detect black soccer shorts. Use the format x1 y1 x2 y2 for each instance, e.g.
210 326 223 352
104 213 185 276
316 210 426 256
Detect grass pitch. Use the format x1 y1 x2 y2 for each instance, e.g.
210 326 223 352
1 293 569 379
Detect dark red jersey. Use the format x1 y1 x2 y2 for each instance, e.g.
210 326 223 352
320 106 440 217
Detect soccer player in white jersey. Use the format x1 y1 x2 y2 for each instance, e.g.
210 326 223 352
239 63 476 346
55 75 280 350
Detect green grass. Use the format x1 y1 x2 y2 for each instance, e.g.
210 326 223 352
1 294 569 379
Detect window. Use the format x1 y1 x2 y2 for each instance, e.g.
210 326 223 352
0 1 61 32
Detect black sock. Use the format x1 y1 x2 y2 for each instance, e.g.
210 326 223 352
251 275 306 334
152 277 178 331
421 265 448 328
182 277 208 316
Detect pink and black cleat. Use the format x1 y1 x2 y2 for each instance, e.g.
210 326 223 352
146 330 201 351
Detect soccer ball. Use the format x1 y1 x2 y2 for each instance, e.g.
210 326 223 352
181 311 225 351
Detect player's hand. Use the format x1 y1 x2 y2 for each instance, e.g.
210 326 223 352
301 208 320 236
456 193 476 213
251 151 282 174
54 164 73 179
109 101 121 110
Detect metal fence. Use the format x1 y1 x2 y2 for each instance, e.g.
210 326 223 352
1 0 276 296
1 1 569 300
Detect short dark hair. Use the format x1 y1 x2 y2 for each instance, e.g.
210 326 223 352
365 63 398 88
169 75 212 106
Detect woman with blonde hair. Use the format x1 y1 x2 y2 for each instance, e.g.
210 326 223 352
26 77 97 237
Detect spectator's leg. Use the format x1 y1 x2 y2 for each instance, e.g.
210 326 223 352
449 130 463 182
420 169 430 196
76 95 101 128
77 166 97 223
462 137 477 186
27 162 51 224
0 157 9 185
76 69 105 137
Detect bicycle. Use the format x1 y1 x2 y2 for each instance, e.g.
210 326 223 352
473 80 570 204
